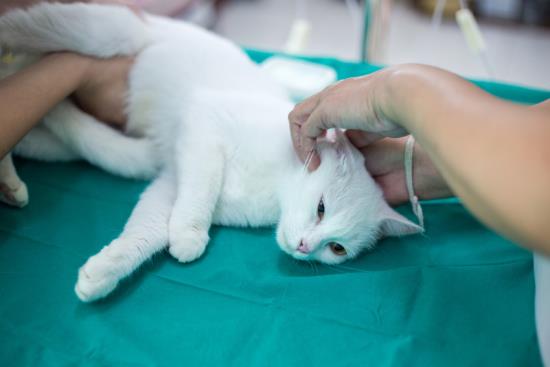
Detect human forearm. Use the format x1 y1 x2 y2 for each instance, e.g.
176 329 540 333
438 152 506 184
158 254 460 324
0 0 137 15
0 0 37 14
386 65 550 252
0 0 78 14
0 52 91 158
289 64 550 252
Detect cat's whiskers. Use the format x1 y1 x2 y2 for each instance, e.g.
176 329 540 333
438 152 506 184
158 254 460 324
302 150 315 173
304 259 319 274
328 263 371 274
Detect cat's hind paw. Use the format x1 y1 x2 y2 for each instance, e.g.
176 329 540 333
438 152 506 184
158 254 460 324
75 253 120 302
0 181 28 208
168 226 209 263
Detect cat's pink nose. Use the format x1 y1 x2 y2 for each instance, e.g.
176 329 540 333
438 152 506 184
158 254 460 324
297 241 310 254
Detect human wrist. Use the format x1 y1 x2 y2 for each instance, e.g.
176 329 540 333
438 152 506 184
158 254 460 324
380 64 437 133
412 140 453 200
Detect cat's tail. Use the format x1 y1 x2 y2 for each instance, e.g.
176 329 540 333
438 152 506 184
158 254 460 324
14 125 80 162
0 3 150 57
42 101 159 180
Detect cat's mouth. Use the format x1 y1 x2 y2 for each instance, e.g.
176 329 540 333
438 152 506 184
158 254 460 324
291 250 311 261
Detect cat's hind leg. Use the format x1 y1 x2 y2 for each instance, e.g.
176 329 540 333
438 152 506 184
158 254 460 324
0 154 28 207
0 3 150 57
7 124 80 208
168 128 225 263
75 170 175 302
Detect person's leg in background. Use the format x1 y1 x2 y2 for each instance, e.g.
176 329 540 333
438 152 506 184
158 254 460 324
535 254 550 365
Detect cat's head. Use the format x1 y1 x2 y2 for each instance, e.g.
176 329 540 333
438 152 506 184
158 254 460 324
276 130 422 264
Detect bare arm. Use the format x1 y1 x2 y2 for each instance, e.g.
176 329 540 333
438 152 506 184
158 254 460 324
289 64 550 254
0 0 85 14
0 0 139 14
0 52 91 158
0 0 143 159
385 65 550 252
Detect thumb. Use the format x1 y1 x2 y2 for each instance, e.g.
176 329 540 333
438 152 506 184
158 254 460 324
301 103 333 139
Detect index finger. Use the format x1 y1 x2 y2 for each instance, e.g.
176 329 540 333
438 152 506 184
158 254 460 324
288 93 322 162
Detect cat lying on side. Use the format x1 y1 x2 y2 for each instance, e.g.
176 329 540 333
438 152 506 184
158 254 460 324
0 3 421 302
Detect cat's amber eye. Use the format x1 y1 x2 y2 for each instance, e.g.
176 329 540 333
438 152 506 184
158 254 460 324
317 198 325 220
329 243 347 256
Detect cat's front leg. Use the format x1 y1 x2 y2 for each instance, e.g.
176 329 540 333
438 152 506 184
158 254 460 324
168 131 225 263
0 3 150 57
75 170 175 302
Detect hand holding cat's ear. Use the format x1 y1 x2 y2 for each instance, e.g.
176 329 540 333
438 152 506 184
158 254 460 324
288 72 408 172
288 93 322 171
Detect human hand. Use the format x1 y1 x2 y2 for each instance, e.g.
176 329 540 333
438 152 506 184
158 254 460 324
87 0 144 18
74 55 135 127
346 131 452 205
288 68 408 170
89 0 137 5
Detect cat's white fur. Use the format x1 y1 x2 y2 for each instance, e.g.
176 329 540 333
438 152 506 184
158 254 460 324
0 3 422 302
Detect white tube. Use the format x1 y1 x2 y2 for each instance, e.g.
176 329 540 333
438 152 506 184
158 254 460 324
456 8 486 54
284 18 312 54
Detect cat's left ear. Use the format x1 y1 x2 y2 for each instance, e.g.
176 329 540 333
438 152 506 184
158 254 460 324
378 203 423 237
328 129 356 162
327 129 347 150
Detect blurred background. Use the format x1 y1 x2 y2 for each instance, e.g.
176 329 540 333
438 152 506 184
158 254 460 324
142 0 549 89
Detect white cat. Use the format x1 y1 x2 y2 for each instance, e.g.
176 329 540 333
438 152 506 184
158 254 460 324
0 3 422 302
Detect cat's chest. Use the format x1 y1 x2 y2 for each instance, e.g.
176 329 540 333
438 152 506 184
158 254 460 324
213 176 280 227
211 122 298 227
212 145 286 227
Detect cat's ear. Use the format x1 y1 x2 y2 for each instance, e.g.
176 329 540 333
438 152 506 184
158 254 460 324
327 129 354 161
378 203 423 237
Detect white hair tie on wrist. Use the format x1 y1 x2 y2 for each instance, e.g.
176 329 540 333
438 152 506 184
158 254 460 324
404 135 425 230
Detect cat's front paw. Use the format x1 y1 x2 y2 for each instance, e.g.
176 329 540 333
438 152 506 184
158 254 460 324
168 225 209 263
75 252 120 302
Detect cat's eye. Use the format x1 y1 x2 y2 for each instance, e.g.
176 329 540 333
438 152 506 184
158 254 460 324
329 243 347 256
317 198 325 220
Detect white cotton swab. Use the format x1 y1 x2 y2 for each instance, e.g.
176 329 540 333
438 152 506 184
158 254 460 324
302 149 315 173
